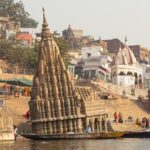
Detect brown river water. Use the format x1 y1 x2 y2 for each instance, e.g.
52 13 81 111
0 138 150 150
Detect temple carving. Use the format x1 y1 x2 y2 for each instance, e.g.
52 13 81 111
29 10 109 134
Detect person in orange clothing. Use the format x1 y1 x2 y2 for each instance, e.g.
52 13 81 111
24 87 28 96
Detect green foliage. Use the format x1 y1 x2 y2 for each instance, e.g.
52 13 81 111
0 32 69 71
20 17 38 28
0 0 38 28
0 40 37 68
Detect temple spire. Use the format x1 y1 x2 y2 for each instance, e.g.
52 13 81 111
43 8 47 24
125 36 128 46
42 8 51 38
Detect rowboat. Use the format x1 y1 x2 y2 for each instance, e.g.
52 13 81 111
21 132 125 140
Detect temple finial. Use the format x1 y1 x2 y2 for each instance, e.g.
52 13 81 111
41 8 51 38
42 7 47 24
125 36 127 45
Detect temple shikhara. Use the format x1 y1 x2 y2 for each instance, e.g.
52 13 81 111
111 39 143 87
29 10 109 134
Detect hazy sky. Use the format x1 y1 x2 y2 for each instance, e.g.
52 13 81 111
19 0 150 47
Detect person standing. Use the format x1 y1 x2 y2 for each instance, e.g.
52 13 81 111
13 125 18 141
114 112 118 123
122 90 126 99
118 112 123 123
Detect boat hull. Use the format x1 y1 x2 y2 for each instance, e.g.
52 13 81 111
21 132 125 140
123 131 150 138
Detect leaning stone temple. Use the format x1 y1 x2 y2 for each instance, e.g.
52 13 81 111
29 10 108 134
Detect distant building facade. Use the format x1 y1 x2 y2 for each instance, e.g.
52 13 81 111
75 46 112 81
102 38 124 53
16 33 33 47
144 67 150 89
62 25 93 49
81 46 103 59
20 28 38 40
0 16 8 39
0 16 20 40
62 25 83 39
141 64 150 89
129 45 150 64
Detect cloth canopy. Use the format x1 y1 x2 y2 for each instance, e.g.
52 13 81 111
0 78 33 87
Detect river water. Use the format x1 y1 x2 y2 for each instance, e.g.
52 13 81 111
0 138 150 150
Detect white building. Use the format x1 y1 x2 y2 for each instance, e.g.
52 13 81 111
141 64 150 88
82 55 112 80
111 44 142 87
73 46 112 80
20 28 38 40
81 46 103 59
74 52 112 81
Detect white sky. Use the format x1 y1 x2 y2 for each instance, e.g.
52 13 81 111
18 0 150 47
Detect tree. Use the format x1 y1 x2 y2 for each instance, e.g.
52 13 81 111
0 0 38 28
20 17 38 28
0 33 69 73
0 39 37 71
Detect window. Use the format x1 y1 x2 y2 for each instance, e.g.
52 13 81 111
84 71 89 78
87 53 91 58
91 70 96 77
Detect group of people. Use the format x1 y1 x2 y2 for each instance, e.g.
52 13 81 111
114 112 123 123
136 117 150 128
2 84 31 97
114 112 150 129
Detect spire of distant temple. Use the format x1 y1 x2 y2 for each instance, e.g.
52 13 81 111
125 36 128 46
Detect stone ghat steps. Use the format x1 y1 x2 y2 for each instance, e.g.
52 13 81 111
84 101 108 116
91 80 148 100
111 122 143 132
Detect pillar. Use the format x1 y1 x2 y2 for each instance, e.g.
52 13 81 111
77 118 83 133
47 122 52 134
104 116 108 132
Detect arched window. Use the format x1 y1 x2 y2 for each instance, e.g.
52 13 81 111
127 71 133 75
119 72 125 75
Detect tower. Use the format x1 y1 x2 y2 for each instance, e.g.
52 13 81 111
29 9 84 134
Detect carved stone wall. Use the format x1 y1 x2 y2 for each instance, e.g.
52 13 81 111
29 10 108 135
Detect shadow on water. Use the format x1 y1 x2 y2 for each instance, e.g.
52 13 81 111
1 138 150 150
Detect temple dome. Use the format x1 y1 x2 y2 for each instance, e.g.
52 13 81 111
122 46 138 65
114 46 138 65
114 48 128 65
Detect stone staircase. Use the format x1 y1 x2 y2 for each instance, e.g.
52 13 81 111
111 122 143 132
91 80 148 100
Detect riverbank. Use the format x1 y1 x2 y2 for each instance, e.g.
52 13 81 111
5 96 150 132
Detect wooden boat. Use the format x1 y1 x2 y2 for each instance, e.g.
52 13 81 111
123 130 150 138
21 132 125 140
